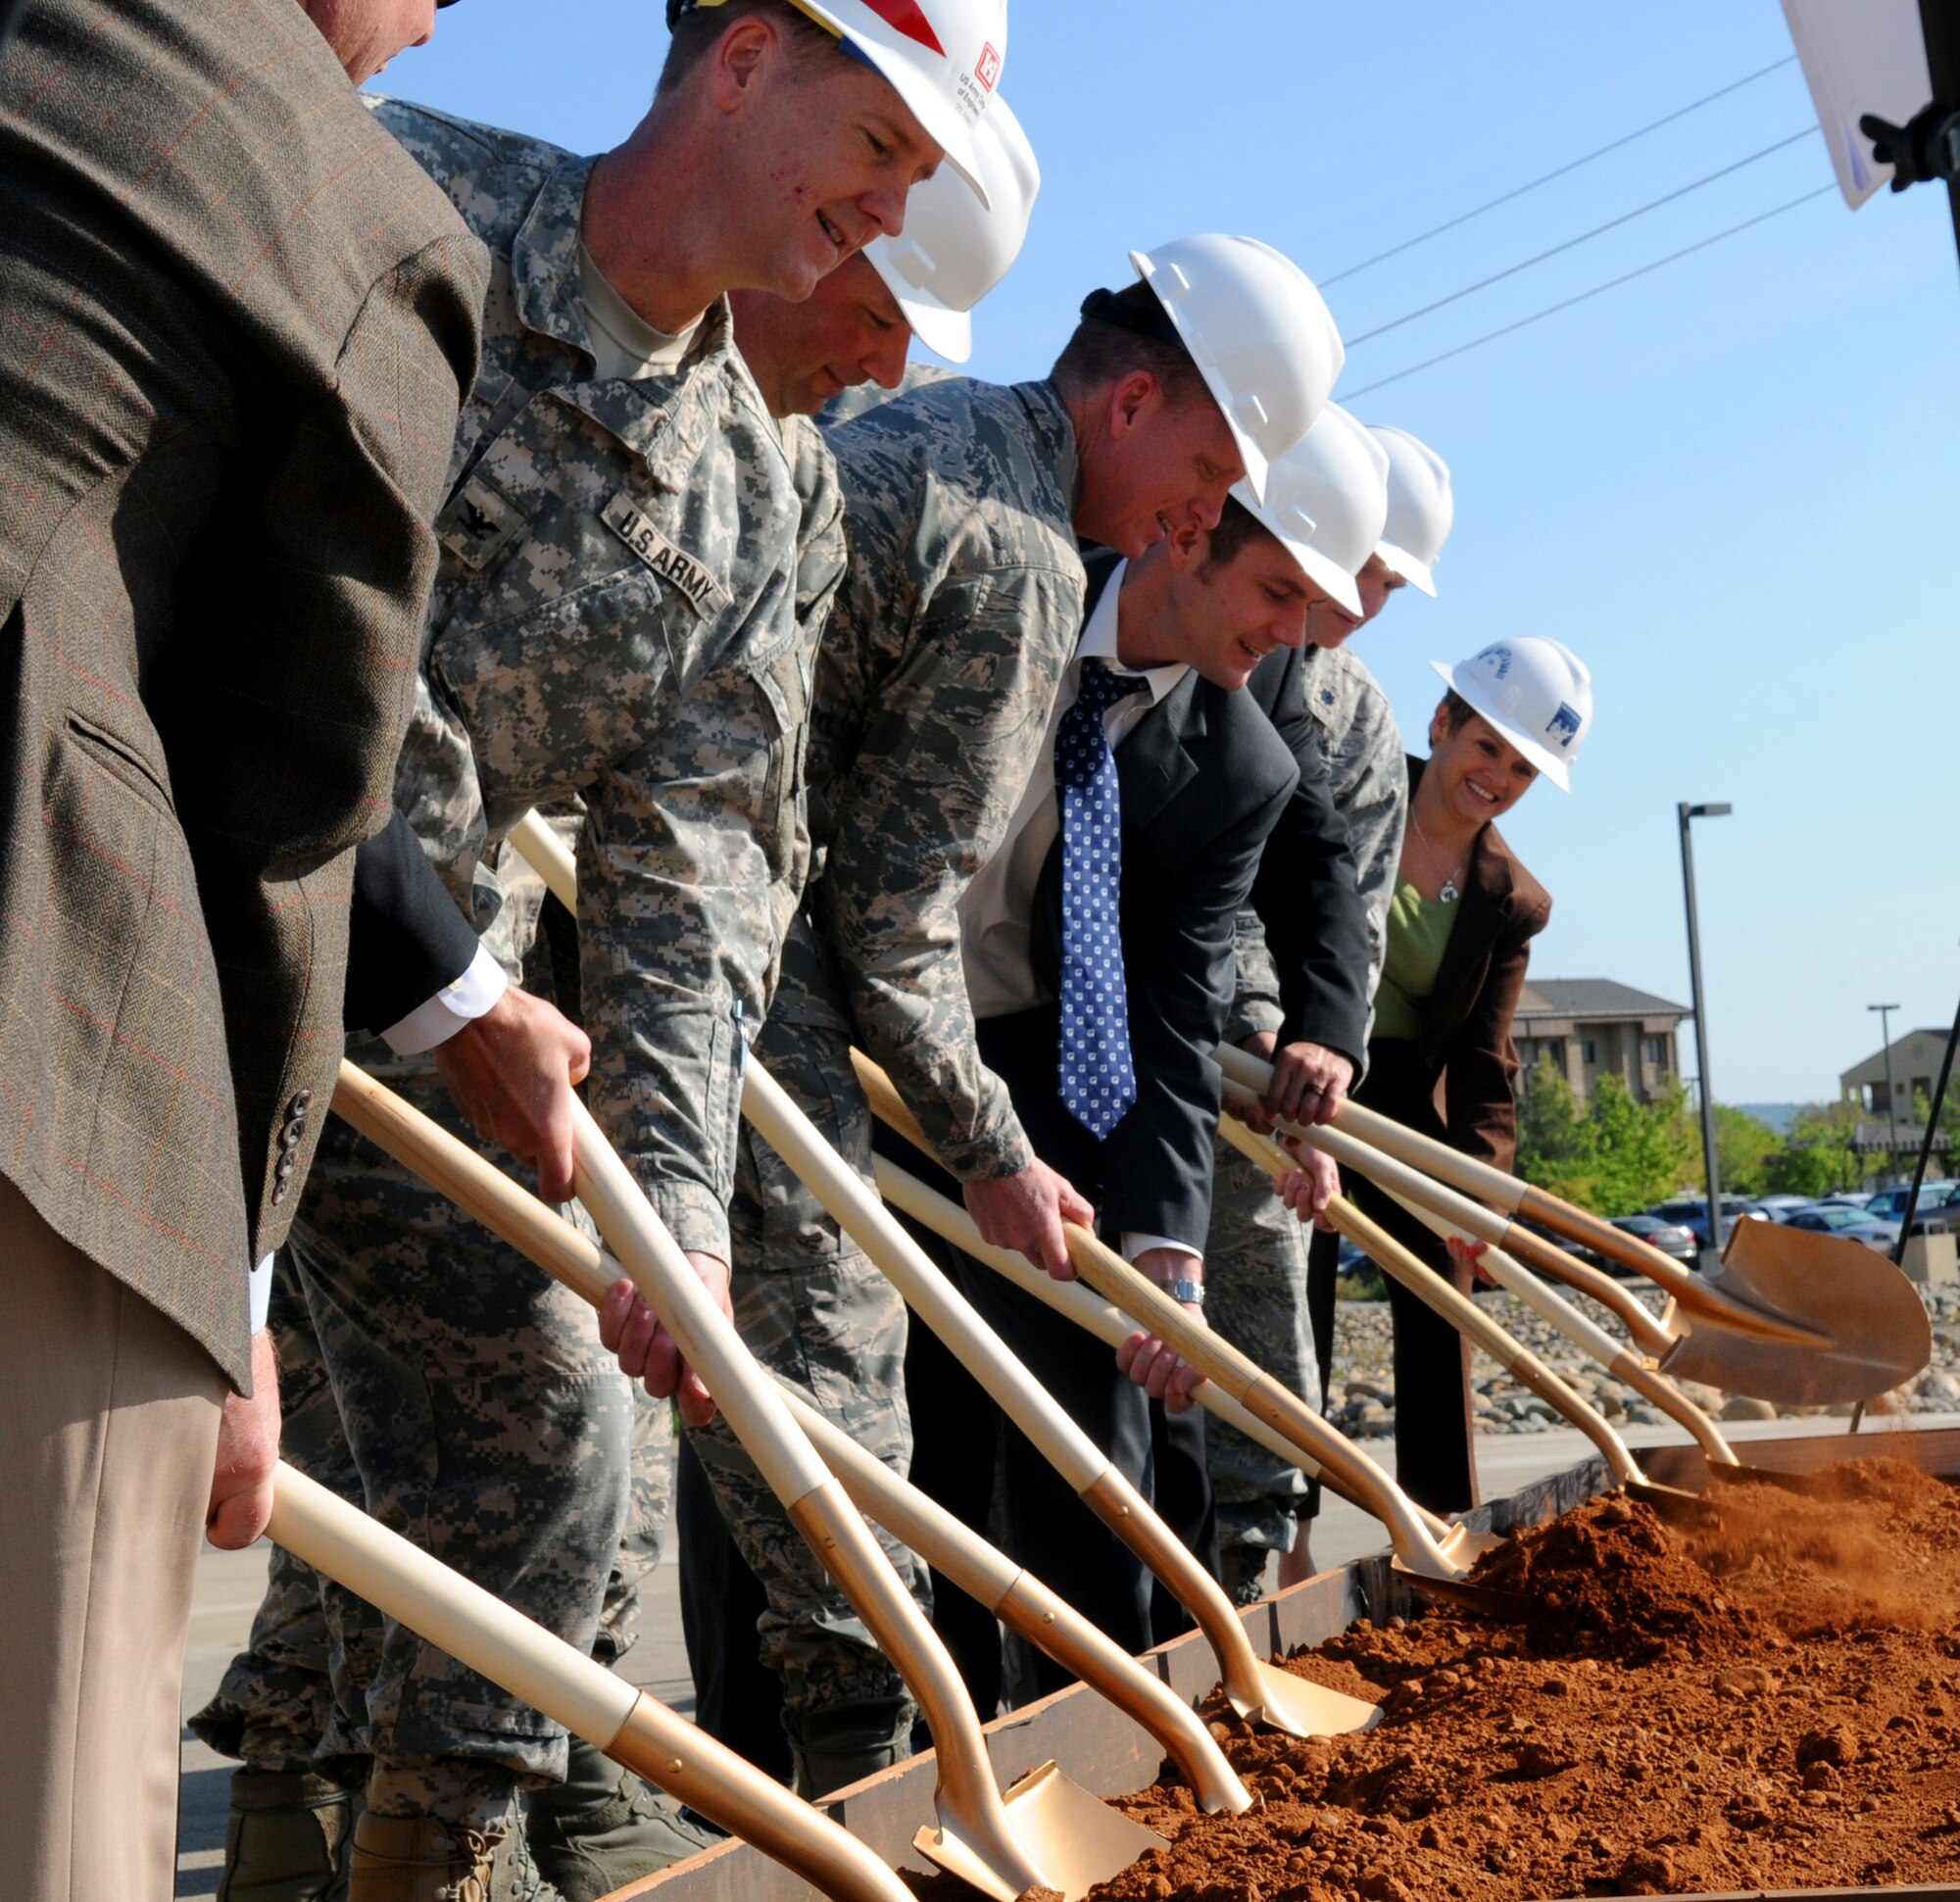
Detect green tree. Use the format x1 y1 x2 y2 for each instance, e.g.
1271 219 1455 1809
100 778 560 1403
1589 1072 1699 1214
1515 1053 1593 1202
1765 1101 1863 1198
1711 1103 1779 1197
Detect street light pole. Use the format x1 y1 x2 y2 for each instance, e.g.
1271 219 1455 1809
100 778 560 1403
1870 1001 1902 1186
1679 803 1732 1262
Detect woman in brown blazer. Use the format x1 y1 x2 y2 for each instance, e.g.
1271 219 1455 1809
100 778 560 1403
1286 636 1590 1512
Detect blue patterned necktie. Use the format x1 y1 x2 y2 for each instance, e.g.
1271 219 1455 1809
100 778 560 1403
1056 658 1148 1138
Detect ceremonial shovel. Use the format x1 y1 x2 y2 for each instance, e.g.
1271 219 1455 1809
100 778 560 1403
501 812 1383 1733
847 1051 1520 1621
743 1055 1384 1741
266 1465 910 1902
1213 1109 1715 1522
1216 1046 1932 1407
330 1063 1173 1898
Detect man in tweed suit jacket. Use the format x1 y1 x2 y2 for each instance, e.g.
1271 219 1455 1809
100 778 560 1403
0 1 483 1894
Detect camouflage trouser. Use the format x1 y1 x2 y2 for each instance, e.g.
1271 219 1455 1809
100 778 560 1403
189 1271 374 1781
192 1281 670 1778
594 1390 677 1671
282 1051 632 1808
691 1000 923 1743
1201 1133 1320 1560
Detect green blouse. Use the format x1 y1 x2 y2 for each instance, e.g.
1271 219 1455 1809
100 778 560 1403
1372 876 1460 1043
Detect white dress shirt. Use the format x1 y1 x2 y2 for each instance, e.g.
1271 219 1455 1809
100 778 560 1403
956 560 1197 1263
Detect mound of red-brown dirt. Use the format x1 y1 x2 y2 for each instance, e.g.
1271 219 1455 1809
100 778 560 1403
1087 1459 1960 1900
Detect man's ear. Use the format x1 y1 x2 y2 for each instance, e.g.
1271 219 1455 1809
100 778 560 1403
1106 370 1159 442
1163 516 1206 573
709 14 778 112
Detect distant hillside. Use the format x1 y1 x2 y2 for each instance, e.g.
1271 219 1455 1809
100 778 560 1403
1734 1102 1799 1135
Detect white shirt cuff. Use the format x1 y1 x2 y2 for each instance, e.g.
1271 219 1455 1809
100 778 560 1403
381 944 510 1055
248 1252 275 1334
1121 1234 1201 1266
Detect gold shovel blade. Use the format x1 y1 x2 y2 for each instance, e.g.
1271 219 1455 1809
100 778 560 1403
1228 1659 1382 1738
913 1760 1165 1902
1660 1217 1932 1406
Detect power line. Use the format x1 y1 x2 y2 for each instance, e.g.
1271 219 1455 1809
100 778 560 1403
1339 184 1836 400
1345 128 1820 347
1322 54 1800 286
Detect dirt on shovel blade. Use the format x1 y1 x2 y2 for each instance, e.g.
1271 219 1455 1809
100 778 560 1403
1063 1459 1960 1901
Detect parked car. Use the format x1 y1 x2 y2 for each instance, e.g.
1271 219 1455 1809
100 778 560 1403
1812 1191 1875 1210
1783 1203 1901 1252
1604 1213 1699 1271
1744 1195 1813 1223
1645 1195 1764 1248
1861 1181 1957 1223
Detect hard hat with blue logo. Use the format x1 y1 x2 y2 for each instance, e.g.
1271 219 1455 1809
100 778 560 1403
1430 637 1592 791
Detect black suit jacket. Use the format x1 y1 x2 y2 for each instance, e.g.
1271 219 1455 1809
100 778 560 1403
344 810 484 1039
1012 552 1298 1250
1244 644 1372 1067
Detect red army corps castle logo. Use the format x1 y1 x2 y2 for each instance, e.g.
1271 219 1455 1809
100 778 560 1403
975 39 1002 89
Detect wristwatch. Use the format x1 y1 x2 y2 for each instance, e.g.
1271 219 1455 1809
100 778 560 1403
1153 1277 1205 1308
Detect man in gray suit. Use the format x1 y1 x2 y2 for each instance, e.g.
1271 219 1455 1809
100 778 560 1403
0 2 482 1895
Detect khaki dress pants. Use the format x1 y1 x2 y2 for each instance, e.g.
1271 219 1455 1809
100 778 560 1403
0 1173 227 1902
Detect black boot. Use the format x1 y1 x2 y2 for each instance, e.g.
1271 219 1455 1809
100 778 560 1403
784 1698 913 1801
526 1737 722 1902
218 1768 358 1902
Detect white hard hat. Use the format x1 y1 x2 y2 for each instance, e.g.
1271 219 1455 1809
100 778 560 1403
1229 404 1388 617
864 92 1037 364
1129 234 1344 505
1368 424 1452 597
784 0 1007 208
1431 639 1592 792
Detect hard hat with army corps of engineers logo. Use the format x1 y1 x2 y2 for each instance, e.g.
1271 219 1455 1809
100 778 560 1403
670 0 1007 207
1431 637 1593 792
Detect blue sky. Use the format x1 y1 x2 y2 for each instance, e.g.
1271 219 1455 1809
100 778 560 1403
387 1 1960 1104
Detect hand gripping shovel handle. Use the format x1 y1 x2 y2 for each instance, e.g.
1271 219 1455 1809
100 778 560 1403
1216 1115 1648 1488
1213 1053 1676 1358
267 1465 911 1902
334 1061 1044 1899
742 1059 1318 1736
845 1051 1465 1585
1305 1135 1741 1470
565 1097 1050 1901
1216 1046 1824 1349
866 1152 1459 1553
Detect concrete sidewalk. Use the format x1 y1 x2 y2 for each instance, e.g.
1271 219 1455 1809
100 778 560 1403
173 1409 1956 1895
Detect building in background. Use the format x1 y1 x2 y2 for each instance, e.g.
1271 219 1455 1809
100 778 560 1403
1840 1027 1952 1177
1513 979 1689 1109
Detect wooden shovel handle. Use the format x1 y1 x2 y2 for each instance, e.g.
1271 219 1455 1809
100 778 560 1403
865 1151 1460 1555
269 1466 912 1902
1219 1044 1766 1330
508 807 578 910
337 1063 1037 1896
1227 1079 1680 1359
776 1388 1250 1817
332 1061 615 1309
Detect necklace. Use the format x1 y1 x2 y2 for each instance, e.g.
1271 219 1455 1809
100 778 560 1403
1409 805 1467 903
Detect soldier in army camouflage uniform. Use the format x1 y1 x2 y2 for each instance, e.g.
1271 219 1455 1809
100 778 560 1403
672 281 1262 1792
1208 549 1432 1600
195 7 958 1891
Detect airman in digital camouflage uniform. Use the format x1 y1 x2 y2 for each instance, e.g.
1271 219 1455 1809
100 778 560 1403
1208 422 1454 1599
195 4 970 1893
674 252 1337 1790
